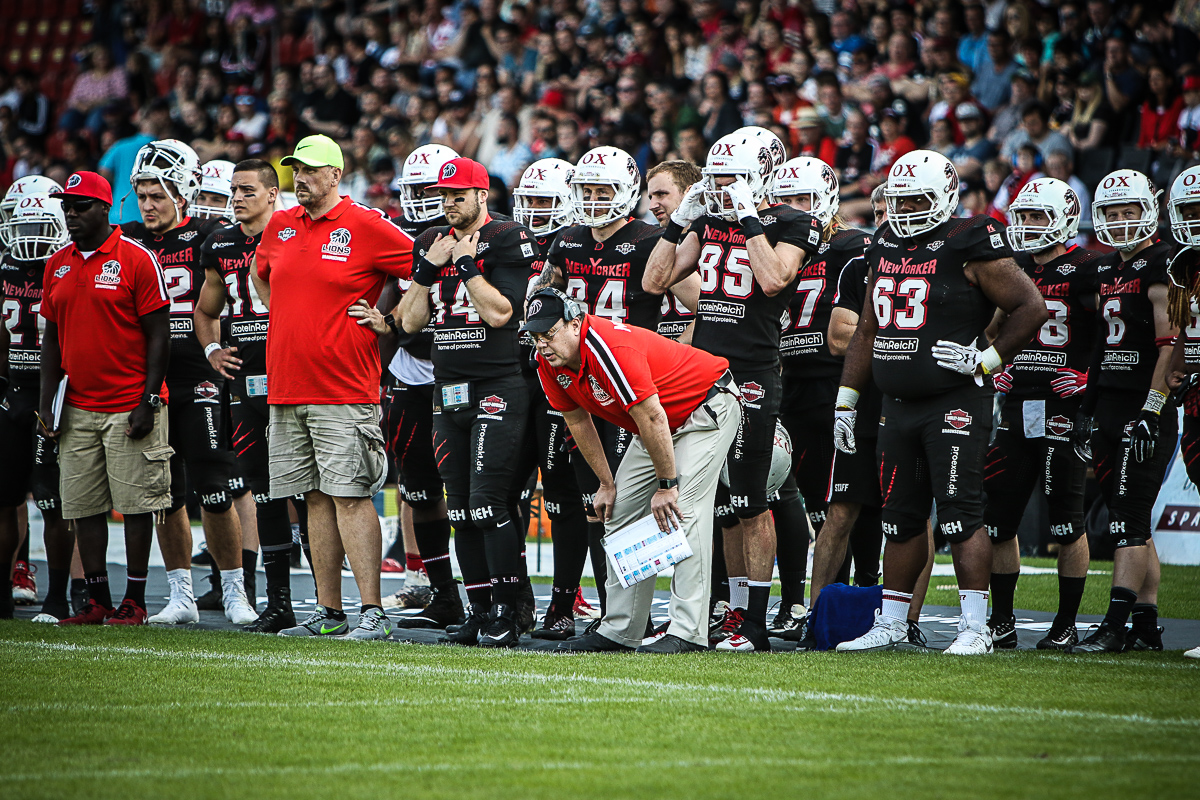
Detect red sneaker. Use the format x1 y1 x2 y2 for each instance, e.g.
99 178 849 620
12 560 37 605
103 599 148 626
572 587 599 620
57 599 113 626
380 558 405 573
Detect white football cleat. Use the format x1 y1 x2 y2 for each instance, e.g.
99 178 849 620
1184 645 1200 660
149 572 199 624
31 612 61 624
222 583 258 625
944 618 994 655
836 611 908 652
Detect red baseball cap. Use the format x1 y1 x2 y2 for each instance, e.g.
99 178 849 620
432 158 490 190
1185 75 1200 92
51 171 114 206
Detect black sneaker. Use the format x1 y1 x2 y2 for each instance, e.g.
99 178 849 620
1074 623 1126 653
767 603 808 642
556 630 633 652
243 604 296 633
531 609 576 640
513 578 536 633
1036 626 1078 651
395 581 466 629
794 626 819 651
442 603 489 645
906 620 928 648
988 614 1018 650
1125 626 1164 652
479 603 520 648
70 582 89 616
583 617 602 636
636 633 708 653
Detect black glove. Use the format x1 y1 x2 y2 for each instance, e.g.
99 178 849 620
411 256 438 287
1070 413 1093 462
1129 409 1160 464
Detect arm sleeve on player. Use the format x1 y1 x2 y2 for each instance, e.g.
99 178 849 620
133 250 170 315
537 362 579 413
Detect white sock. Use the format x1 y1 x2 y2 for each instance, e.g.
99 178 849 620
959 589 989 627
881 590 912 624
729 577 749 610
166 568 194 601
220 568 245 592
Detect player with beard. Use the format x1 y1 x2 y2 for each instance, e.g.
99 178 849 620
646 161 701 342
0 182 70 621
533 145 672 628
194 159 299 632
123 139 255 626
644 128 820 652
1072 170 1177 653
983 178 1099 651
834 150 1046 655
767 156 873 639
397 158 539 647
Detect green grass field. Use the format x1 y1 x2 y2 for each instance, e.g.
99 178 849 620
3 622 1197 800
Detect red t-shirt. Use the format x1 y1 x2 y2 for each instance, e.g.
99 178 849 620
536 315 730 434
41 226 170 413
256 196 413 404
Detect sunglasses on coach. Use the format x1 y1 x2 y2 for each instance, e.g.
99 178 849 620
61 199 100 214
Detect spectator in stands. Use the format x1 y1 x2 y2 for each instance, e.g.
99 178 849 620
1178 75 1200 159
300 64 358 141
1002 101 1072 162
928 118 957 157
1136 12 1200 77
1043 150 1091 235
4 71 50 146
995 143 1045 212
792 107 837 164
972 30 1019 112
816 73 851 140
1102 37 1144 116
958 1 988 73
698 72 742 144
989 70 1039 146
1082 0 1130 67
1067 71 1117 151
1138 66 1183 153
97 100 172 225
835 109 875 197
948 103 997 184
232 90 269 142
869 106 915 177
59 46 128 137
487 114 533 189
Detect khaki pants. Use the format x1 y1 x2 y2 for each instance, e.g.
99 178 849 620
58 405 173 520
268 403 387 498
598 390 741 647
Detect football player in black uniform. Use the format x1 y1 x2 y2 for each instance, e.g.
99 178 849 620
397 158 539 648
646 161 701 343
0 181 69 621
644 128 820 652
537 145 671 629
1073 170 1177 653
834 150 1046 655
194 159 299 632
984 178 1099 651
124 139 256 625
768 156 874 638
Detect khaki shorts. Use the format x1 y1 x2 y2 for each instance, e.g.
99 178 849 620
268 403 386 498
58 405 173 520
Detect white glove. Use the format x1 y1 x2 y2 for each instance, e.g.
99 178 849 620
833 408 857 454
670 181 707 227
725 178 759 223
931 339 986 376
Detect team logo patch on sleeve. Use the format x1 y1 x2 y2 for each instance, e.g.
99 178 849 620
556 374 572 388
990 233 1004 249
944 409 972 429
479 395 507 414
521 242 534 257
278 228 297 241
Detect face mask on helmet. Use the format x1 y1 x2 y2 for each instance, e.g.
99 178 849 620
571 147 639 227
1005 179 1080 253
131 139 202 224
768 157 839 225
1169 166 1200 249
0 176 64 247
883 151 959 238
702 133 772 222
400 144 459 223
513 159 577 235
1092 170 1160 252
192 160 235 220
1 199 68 262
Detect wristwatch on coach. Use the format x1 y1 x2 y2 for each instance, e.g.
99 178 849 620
143 393 162 410
658 477 679 490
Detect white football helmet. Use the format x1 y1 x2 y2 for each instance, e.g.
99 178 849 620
399 144 459 223
0 175 63 249
1168 165 1200 249
702 130 779 221
571 146 640 227
513 158 577 235
1 193 68 262
192 159 236 221
721 419 792 496
1005 177 1081 253
769 157 840 226
883 150 959 238
1092 169 1160 252
131 138 203 222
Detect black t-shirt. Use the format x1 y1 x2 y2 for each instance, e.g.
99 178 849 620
548 219 663 331
1 254 47 387
690 205 823 371
199 222 267 374
1095 239 1173 391
834 249 882 435
867 215 1011 399
124 217 223 384
782 226 871 380
1006 245 1101 400
412 218 541 383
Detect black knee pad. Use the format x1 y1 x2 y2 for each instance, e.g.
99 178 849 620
1109 519 1148 549
934 514 977 544
198 486 233 514
446 500 470 527
881 516 928 544
469 497 511 528
986 524 1018 543
402 485 444 511
1047 509 1086 544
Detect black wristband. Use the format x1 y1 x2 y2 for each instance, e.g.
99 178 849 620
740 216 765 239
658 477 679 490
456 254 482 280
663 219 685 244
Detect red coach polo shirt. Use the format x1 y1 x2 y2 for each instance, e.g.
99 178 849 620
256 196 413 404
537 315 729 434
41 226 170 413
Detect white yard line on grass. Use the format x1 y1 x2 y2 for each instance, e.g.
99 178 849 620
4 639 1198 730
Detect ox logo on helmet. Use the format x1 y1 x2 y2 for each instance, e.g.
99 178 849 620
408 151 431 164
66 174 82 189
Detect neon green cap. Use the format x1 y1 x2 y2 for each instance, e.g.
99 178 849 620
280 135 345 169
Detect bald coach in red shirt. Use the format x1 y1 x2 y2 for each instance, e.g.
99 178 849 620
526 290 742 653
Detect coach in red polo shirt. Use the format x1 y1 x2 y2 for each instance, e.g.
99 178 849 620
526 289 742 653
39 171 173 626
252 135 414 640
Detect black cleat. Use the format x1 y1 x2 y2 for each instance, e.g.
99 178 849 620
556 630 633 652
794 627 819 651
243 604 296 633
988 614 1019 650
513 578 536 633
906 620 928 648
395 581 466 629
195 574 222 611
441 603 489 645
70 582 89 616
1074 624 1126 653
636 633 708 653
1036 626 1078 651
583 617 602 636
767 603 808 642
531 610 576 641
1125 626 1164 652
479 603 520 648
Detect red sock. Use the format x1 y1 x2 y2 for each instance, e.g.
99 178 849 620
405 553 425 574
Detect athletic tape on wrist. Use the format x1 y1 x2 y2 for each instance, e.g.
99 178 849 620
204 342 223 359
1144 389 1167 415
836 386 860 409
980 345 1003 375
